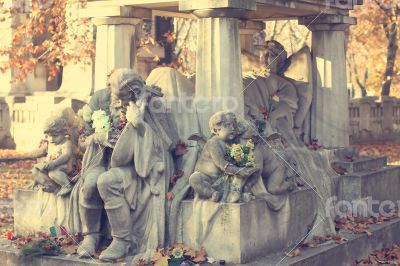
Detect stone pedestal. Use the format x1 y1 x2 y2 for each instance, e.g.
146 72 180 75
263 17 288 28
299 15 356 148
14 189 71 236
92 17 140 90
179 188 316 264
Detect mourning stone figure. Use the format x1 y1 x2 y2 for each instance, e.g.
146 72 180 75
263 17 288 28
77 68 179 262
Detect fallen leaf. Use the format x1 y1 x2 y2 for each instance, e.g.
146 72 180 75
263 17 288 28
193 247 207 263
286 248 301 257
62 245 77 255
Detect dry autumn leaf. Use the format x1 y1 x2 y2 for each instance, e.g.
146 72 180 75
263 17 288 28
193 247 207 263
286 248 301 257
62 245 77 255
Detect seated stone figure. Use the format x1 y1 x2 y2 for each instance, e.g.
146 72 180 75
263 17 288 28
29 116 76 196
77 68 179 262
190 111 260 203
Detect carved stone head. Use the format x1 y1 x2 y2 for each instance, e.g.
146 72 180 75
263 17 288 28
209 111 239 140
265 40 288 75
43 116 69 144
109 68 145 108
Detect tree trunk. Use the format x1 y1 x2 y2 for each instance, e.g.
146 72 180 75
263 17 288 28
381 19 398 96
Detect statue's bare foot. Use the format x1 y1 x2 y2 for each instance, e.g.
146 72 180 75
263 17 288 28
210 191 221 202
77 234 100 258
99 238 130 262
57 183 73 197
226 191 241 203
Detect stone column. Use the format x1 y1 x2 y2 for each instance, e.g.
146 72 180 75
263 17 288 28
382 96 396 131
358 96 377 132
92 17 140 90
180 1 256 135
299 15 356 148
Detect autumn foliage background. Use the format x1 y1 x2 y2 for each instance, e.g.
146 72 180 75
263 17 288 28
348 0 400 98
0 0 398 99
0 0 94 83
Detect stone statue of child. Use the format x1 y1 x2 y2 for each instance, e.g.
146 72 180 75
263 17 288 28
30 116 75 196
189 111 260 203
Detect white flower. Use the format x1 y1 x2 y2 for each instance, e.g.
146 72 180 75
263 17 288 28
92 110 110 133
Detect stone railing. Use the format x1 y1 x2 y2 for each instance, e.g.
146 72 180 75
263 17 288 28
349 96 400 143
7 94 86 150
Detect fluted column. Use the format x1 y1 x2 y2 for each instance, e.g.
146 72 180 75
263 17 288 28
300 15 356 147
180 0 256 135
92 17 140 90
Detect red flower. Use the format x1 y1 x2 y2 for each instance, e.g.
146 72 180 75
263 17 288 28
258 106 269 120
175 140 188 156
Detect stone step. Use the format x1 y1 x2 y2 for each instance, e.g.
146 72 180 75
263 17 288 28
338 165 400 205
332 156 387 173
13 188 317 264
242 216 400 266
0 239 123 266
2 217 400 266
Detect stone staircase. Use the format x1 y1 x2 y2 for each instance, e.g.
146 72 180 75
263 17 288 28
333 154 400 213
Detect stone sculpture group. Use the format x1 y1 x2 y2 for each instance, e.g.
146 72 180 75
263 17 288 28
27 41 330 262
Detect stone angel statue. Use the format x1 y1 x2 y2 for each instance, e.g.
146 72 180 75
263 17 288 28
243 40 313 144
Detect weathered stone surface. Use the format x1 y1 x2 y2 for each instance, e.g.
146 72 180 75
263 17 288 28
179 0 257 12
9 205 400 266
195 17 245 137
14 189 70 236
332 156 387 173
298 15 356 148
251 217 400 266
92 18 139 90
180 188 317 264
338 166 400 204
0 238 118 266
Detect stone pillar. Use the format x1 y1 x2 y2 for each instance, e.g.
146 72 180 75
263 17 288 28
92 17 140 90
382 96 396 131
299 15 356 148
180 1 257 135
358 96 377 132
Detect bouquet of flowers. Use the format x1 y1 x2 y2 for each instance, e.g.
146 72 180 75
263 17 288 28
225 139 256 168
78 107 127 146
91 110 111 133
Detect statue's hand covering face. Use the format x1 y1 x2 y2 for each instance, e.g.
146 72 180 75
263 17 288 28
109 68 145 107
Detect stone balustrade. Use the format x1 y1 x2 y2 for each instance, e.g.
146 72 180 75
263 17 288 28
349 96 400 143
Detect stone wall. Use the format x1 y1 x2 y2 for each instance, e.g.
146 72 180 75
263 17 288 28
349 96 400 143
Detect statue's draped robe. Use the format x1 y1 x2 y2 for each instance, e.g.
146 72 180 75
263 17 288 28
68 85 179 261
109 111 176 261
146 67 202 244
243 74 298 119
